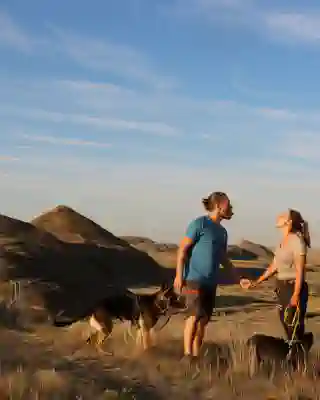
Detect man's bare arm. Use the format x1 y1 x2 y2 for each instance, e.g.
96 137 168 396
174 237 193 291
220 251 241 284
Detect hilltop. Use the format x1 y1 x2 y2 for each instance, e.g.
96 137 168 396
31 205 129 248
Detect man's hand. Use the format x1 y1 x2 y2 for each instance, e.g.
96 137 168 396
220 253 241 284
174 275 183 293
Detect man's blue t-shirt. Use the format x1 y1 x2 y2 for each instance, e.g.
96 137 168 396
183 216 228 288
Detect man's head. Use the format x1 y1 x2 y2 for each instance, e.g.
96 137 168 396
201 191 233 220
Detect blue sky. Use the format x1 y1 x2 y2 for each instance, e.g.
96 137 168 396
1 0 320 245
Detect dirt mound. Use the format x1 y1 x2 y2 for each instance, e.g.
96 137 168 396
31 205 128 248
227 245 257 261
238 240 274 260
0 211 173 325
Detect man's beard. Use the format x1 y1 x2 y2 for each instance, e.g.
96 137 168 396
222 208 233 220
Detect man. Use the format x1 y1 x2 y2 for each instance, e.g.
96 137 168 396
174 191 247 363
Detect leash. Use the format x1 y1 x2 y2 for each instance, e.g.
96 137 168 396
283 302 305 360
284 302 300 347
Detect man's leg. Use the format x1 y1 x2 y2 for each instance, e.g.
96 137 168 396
184 315 199 356
191 287 215 356
182 286 203 357
192 317 209 357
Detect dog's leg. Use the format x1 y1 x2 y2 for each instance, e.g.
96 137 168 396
149 327 157 346
88 309 113 355
124 321 136 344
136 314 152 351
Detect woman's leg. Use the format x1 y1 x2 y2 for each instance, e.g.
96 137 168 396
278 306 291 339
277 281 292 339
296 282 309 340
278 281 309 341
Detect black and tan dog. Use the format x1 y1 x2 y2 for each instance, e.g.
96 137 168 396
81 282 183 353
247 332 314 377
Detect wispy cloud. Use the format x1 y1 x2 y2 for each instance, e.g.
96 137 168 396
279 131 320 161
3 107 181 136
256 107 297 121
51 28 177 89
0 155 19 162
166 0 258 28
167 0 251 17
39 79 320 124
167 1 320 46
21 134 112 148
0 12 176 89
0 11 34 52
265 13 320 43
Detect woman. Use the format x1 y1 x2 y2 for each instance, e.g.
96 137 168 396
243 209 310 342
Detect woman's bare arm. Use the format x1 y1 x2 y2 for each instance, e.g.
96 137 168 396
293 252 306 298
252 261 277 287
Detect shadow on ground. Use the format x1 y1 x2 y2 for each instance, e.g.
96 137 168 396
306 312 320 320
213 295 275 317
138 338 233 377
0 329 163 399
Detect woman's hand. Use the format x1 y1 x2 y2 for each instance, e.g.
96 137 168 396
240 278 253 289
290 293 299 307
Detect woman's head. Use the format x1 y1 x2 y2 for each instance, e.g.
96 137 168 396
276 209 311 247
202 191 233 220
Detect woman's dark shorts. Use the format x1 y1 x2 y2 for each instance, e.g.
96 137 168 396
182 280 217 321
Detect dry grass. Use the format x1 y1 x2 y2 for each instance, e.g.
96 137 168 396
1 207 320 398
0 332 319 399
0 273 319 399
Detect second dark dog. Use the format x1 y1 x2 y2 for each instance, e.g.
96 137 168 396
247 332 314 377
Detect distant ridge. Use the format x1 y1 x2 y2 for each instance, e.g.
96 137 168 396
121 235 273 261
238 239 274 260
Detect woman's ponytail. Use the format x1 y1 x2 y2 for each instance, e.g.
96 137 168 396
302 220 311 248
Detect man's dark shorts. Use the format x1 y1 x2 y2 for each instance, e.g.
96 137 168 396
182 280 216 321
